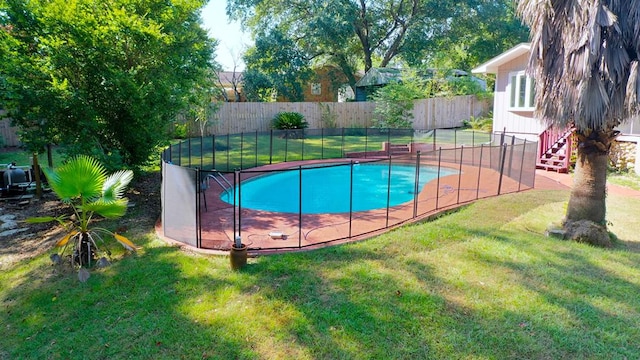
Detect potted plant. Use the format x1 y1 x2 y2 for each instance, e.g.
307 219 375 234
27 155 137 281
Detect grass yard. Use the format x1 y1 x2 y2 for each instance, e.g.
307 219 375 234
169 129 491 172
2 186 640 359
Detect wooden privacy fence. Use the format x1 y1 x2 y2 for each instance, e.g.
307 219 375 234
207 95 490 136
0 116 20 147
0 95 491 145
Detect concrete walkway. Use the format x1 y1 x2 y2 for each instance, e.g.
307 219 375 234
535 169 640 199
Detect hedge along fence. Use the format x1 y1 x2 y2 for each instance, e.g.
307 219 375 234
203 95 490 136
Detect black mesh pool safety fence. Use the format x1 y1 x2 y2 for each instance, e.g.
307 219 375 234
160 128 538 251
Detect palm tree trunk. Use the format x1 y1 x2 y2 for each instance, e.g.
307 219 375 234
565 131 611 225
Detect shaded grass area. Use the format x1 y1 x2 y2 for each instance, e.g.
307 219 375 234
2 190 640 359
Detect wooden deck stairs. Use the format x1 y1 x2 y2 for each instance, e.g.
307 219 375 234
536 128 574 173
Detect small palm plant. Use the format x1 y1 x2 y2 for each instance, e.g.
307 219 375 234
28 155 137 281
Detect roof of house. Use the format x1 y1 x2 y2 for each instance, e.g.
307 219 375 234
355 67 402 87
471 43 531 74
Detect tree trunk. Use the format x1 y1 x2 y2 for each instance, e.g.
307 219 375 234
565 147 608 224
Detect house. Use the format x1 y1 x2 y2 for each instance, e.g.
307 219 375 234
472 43 640 173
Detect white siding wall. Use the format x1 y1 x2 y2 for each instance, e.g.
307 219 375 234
493 53 546 140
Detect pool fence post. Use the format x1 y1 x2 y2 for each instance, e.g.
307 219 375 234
321 128 324 159
386 156 392 228
240 132 244 169
302 130 305 160
285 132 289 163
457 146 464 204
212 134 216 170
476 144 484 200
226 134 230 171
413 151 421 218
178 140 182 166
341 128 345 159
269 129 274 165
349 161 354 238
200 136 204 169
233 169 239 240
387 128 391 157
518 139 527 191
188 138 192 168
298 165 303 248
507 135 515 178
454 128 458 155
196 168 202 249
167 144 172 165
497 144 507 195
435 148 442 210
254 131 258 168
472 131 475 165
365 128 369 159
433 129 437 151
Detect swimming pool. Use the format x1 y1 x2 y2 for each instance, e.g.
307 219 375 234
221 163 457 214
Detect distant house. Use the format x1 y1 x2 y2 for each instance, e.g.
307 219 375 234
472 43 639 173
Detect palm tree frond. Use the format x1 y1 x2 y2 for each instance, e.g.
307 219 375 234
82 199 129 219
102 170 134 202
114 233 137 252
45 155 107 200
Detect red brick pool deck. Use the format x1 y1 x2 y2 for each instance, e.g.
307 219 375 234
161 156 636 255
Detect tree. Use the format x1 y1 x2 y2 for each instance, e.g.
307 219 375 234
242 29 313 102
404 0 529 70
517 1 640 246
229 0 526 93
0 0 215 170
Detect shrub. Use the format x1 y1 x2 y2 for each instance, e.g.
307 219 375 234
272 112 308 130
463 113 493 132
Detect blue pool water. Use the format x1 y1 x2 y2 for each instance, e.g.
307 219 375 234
221 163 457 214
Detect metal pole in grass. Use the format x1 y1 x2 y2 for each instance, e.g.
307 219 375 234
517 140 527 191
507 135 515 178
457 146 464 204
497 144 507 195
255 131 258 168
349 161 354 238
269 129 273 165
386 156 392 228
188 138 192 168
240 132 244 169
413 151 421 218
436 148 442 210
476 144 484 199
298 165 303 248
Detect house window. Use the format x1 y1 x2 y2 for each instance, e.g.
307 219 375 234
508 72 535 110
311 83 322 95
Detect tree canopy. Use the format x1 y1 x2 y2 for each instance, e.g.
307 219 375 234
229 0 528 96
0 0 215 169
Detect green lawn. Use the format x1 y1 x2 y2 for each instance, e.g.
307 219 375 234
169 129 492 172
2 188 640 359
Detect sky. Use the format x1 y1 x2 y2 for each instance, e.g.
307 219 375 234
201 0 251 71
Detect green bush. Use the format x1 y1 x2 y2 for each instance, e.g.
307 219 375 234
272 112 308 130
463 113 493 132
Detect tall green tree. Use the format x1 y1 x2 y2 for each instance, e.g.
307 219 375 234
0 0 215 169
517 1 640 245
229 0 526 93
